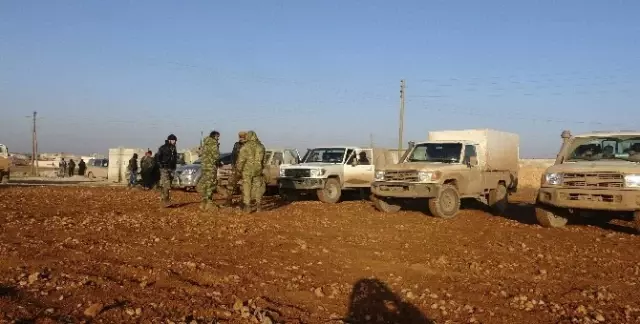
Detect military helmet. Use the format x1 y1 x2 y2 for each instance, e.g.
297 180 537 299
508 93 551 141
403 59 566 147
167 134 177 141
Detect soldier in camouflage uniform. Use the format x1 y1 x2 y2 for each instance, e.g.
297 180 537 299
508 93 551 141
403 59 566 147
236 130 266 213
140 151 154 189
224 131 247 206
155 134 178 207
197 131 221 211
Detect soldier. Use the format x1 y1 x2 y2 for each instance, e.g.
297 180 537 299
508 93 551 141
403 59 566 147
224 131 247 206
127 153 139 188
155 134 178 207
236 130 266 213
140 151 154 189
197 131 221 211
59 158 67 178
78 159 86 176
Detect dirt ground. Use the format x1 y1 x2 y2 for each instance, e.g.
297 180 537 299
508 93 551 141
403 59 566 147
1 186 639 324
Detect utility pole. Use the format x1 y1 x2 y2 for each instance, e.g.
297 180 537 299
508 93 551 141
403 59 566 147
398 79 406 152
32 111 38 176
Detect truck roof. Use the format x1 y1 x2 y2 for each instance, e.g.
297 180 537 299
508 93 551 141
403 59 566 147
414 139 480 145
575 131 640 138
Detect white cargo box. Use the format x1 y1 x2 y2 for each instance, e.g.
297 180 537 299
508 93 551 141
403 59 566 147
427 129 519 172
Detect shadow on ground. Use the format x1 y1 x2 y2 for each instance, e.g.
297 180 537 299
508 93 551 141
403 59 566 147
344 278 434 324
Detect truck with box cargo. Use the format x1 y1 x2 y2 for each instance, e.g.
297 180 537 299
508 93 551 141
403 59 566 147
371 129 519 218
535 130 640 232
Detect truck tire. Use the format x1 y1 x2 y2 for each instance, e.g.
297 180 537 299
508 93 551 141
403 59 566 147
372 195 401 213
279 188 299 202
428 184 461 219
634 211 640 233
0 172 8 184
488 183 508 215
535 206 568 228
317 178 341 203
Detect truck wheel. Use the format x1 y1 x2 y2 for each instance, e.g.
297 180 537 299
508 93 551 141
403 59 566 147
0 172 8 184
279 188 299 202
317 178 341 203
428 184 461 219
634 211 640 233
372 195 401 213
535 206 568 228
488 184 508 215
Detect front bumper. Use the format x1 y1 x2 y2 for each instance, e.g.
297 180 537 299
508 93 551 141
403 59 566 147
537 186 640 211
172 173 197 188
278 178 326 190
371 181 439 198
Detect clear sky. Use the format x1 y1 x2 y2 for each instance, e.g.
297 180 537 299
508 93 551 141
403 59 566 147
1 0 638 158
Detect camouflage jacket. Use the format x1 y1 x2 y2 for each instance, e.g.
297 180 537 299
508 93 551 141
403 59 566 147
128 157 138 172
236 131 265 177
140 156 155 171
200 135 220 171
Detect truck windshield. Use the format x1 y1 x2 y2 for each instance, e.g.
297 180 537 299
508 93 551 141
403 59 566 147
407 143 462 163
566 136 640 162
303 148 346 163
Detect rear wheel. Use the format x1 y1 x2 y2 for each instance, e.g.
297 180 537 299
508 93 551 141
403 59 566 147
488 183 508 215
633 211 640 233
317 178 341 203
373 195 401 213
535 206 568 228
0 172 8 184
428 184 461 219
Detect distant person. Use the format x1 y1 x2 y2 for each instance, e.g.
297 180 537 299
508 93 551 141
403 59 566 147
155 134 178 207
59 158 67 178
236 131 265 213
127 153 139 188
140 151 154 190
198 131 221 211
78 159 86 176
68 159 76 177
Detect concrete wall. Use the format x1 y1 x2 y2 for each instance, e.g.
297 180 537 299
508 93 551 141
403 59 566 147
108 147 146 182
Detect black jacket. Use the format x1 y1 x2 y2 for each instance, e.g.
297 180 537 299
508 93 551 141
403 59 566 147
155 141 178 170
231 141 243 165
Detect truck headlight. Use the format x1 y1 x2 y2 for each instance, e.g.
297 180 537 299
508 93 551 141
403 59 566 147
375 170 385 181
544 173 563 185
624 174 640 187
182 168 196 175
279 168 286 177
310 169 325 177
418 171 432 182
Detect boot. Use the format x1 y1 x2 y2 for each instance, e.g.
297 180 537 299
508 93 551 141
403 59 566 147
242 203 252 214
199 201 208 211
255 201 262 213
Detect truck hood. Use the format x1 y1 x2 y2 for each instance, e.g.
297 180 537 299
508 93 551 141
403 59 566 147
176 164 200 172
547 161 640 174
382 162 462 172
283 163 341 169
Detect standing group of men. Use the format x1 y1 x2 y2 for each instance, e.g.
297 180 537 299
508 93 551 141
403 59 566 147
58 158 87 177
127 151 160 189
154 131 266 212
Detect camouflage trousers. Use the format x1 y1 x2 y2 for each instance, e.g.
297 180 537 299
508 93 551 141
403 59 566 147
242 174 266 206
159 168 174 202
197 167 218 202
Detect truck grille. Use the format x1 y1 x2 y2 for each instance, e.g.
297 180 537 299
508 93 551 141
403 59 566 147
562 172 624 188
284 169 310 178
384 170 419 182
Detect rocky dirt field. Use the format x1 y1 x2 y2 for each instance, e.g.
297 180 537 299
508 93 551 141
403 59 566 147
1 185 640 324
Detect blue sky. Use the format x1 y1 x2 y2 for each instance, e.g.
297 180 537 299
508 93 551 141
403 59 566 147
1 0 638 158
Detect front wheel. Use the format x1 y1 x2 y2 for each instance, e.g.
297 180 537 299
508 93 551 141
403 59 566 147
535 206 568 228
317 178 341 203
0 172 8 184
372 195 401 213
428 184 461 219
488 184 508 215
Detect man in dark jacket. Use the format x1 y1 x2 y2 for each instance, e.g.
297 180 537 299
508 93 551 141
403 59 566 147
78 159 86 176
68 159 76 177
224 131 246 206
155 134 178 207
127 153 139 188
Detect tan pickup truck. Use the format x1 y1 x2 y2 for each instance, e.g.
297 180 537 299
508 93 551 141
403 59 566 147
536 130 640 232
371 129 520 219
0 144 10 184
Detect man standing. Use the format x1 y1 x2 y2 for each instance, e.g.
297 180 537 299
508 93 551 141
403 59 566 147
140 151 154 189
197 131 220 211
155 134 178 207
224 131 246 206
68 159 76 177
59 158 67 178
78 159 86 176
236 131 266 213
127 153 139 188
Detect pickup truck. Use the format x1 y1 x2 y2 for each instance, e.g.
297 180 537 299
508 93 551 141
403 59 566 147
0 144 10 184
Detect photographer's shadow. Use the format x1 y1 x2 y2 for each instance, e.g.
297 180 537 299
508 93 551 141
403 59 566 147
345 278 434 324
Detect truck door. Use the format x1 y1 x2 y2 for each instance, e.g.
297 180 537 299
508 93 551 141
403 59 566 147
462 145 483 195
343 148 374 187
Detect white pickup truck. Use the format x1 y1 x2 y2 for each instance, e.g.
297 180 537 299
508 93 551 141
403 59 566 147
277 146 400 203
